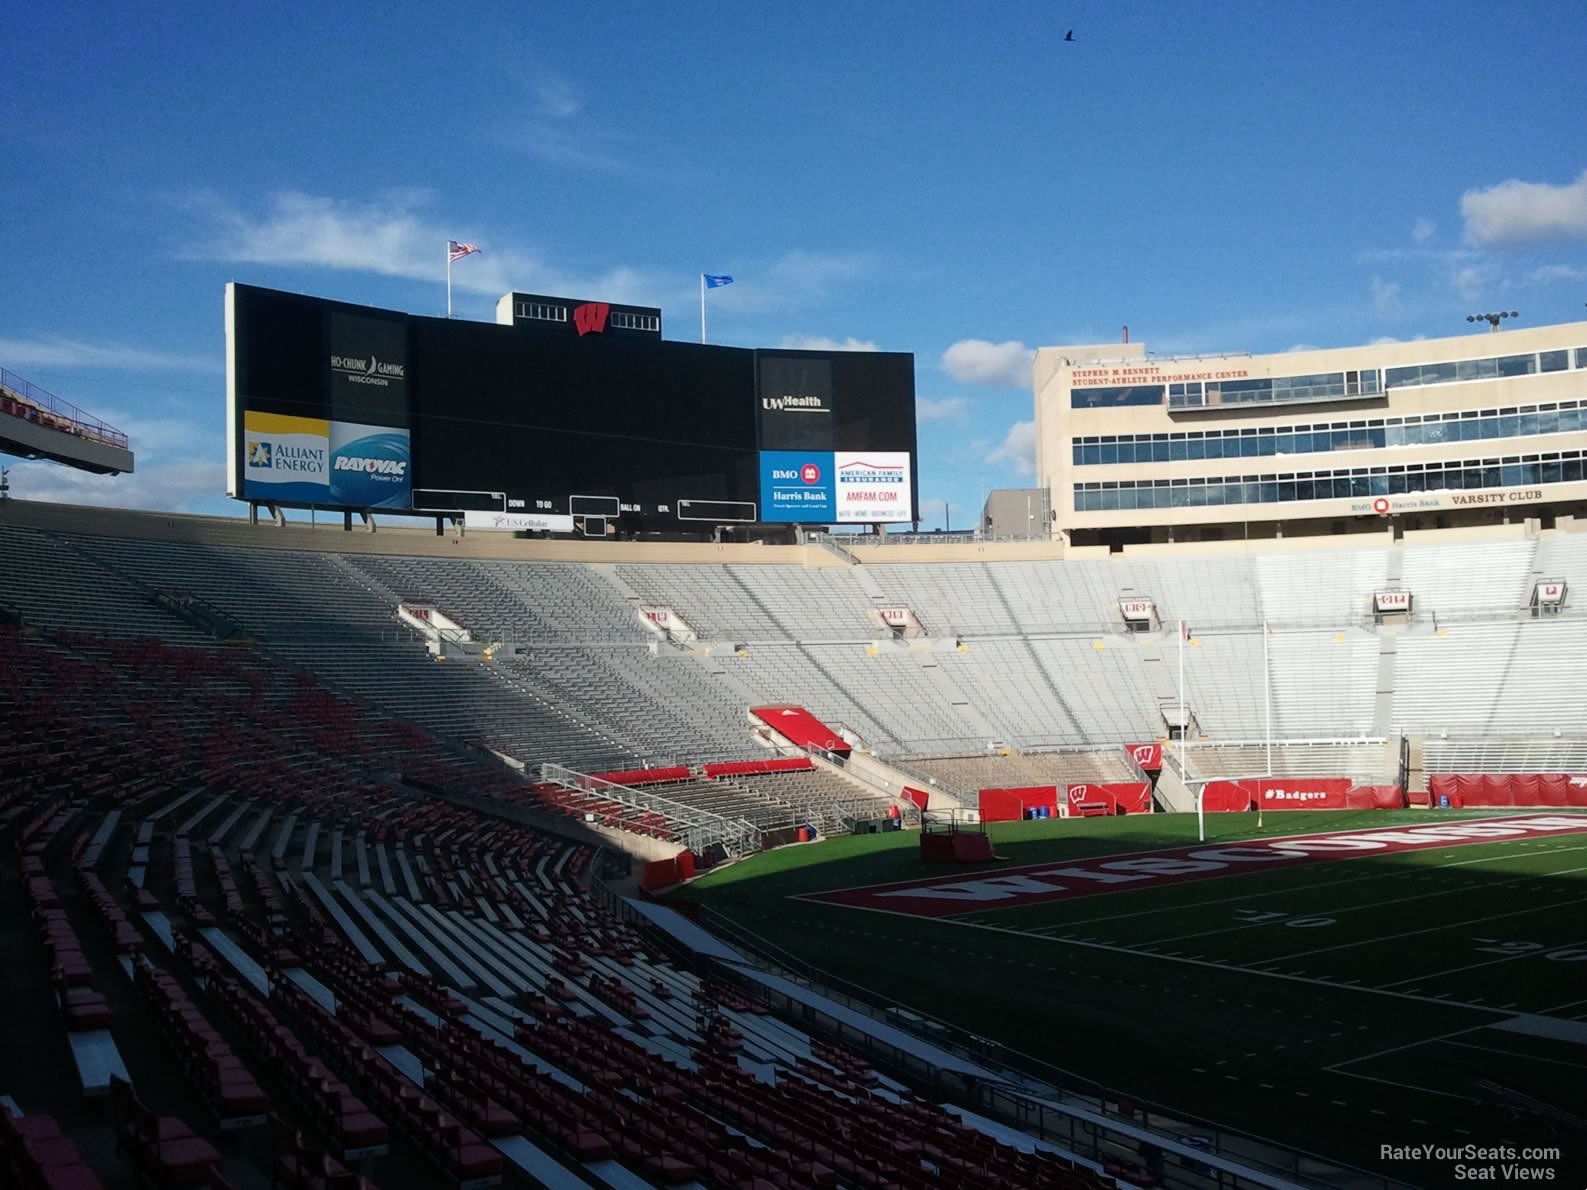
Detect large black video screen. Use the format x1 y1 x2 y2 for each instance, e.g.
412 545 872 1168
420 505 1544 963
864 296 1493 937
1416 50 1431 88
409 318 760 527
228 284 917 530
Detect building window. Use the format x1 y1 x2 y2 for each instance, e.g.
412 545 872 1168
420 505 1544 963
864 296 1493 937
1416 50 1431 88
1069 398 1584 466
608 311 659 332
1070 447 1582 511
1072 385 1166 409
517 302 567 322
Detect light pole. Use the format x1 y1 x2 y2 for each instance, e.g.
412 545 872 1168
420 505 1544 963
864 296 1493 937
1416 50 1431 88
1466 311 1518 333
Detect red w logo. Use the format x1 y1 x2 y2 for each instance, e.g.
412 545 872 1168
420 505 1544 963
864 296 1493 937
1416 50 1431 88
573 302 610 336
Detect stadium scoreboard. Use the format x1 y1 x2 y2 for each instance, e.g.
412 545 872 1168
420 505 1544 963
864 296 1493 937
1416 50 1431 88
225 284 917 532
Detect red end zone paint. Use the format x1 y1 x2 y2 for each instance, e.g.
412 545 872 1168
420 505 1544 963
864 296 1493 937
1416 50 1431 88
799 815 1587 918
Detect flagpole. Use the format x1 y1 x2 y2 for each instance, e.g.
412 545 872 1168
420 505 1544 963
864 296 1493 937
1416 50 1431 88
1263 620 1273 777
699 273 706 344
446 243 453 319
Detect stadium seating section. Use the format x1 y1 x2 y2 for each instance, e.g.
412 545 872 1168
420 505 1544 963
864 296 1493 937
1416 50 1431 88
2 508 1585 1186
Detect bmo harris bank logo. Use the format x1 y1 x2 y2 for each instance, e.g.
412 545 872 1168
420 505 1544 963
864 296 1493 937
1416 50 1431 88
771 462 822 485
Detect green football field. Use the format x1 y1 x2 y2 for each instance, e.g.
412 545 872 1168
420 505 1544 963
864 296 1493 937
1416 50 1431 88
672 810 1587 1185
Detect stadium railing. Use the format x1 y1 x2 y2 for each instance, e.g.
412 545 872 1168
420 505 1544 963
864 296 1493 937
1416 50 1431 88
0 366 128 450
539 762 763 858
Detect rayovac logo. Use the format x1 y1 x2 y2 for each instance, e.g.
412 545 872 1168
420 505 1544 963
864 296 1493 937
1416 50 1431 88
330 354 405 387
573 302 609 336
762 394 829 412
333 456 408 478
1266 788 1329 801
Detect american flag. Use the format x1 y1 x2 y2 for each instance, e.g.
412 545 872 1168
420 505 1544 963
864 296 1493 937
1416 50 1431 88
448 241 481 264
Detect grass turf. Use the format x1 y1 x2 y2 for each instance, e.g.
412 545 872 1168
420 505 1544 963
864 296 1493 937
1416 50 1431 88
673 810 1587 1184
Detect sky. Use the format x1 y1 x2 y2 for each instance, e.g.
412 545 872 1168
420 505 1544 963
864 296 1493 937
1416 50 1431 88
3 2 1587 528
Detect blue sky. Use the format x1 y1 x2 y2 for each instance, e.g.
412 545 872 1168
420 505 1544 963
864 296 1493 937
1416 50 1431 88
4 2 1586 526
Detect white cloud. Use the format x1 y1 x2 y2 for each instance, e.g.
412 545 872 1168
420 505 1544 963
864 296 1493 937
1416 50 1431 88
1529 263 1587 284
1285 343 1319 353
984 419 1036 476
185 190 659 303
1461 169 1587 245
919 497 966 529
533 75 582 119
0 337 218 373
1369 276 1401 316
0 459 225 513
941 339 1035 388
701 251 878 317
915 396 968 422
1451 264 1488 302
778 335 879 352
1411 217 1435 244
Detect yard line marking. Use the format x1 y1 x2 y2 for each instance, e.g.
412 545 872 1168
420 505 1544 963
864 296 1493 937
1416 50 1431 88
1328 1021 1494 1070
1443 1039 1587 1071
1266 890 1587 964
840 902 1534 1016
1135 852 1587 948
1027 841 1587 936
1329 1069 1480 1102
1382 938 1587 989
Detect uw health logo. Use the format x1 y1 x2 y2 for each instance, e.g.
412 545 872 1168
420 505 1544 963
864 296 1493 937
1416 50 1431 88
247 441 273 468
573 302 610 336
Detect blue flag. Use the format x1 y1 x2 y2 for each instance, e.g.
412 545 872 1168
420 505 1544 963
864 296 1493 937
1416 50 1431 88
703 274 734 289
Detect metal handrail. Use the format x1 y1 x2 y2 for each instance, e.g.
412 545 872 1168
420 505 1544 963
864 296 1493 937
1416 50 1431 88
0 366 128 449
539 762 762 857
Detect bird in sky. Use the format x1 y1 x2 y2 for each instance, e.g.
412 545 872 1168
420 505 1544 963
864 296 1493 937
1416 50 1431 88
1064 29 1075 41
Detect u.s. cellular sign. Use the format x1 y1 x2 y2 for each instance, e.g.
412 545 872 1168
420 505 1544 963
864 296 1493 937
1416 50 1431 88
800 815 1587 918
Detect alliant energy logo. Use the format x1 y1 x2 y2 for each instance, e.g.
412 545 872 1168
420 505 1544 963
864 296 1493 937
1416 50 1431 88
248 442 324 473
330 354 406 387
333 456 407 478
801 815 1587 918
762 394 829 413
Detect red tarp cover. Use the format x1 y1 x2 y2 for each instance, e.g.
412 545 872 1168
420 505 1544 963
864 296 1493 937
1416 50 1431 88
590 765 691 788
978 786 1057 822
1125 743 1163 772
701 757 814 778
751 707 851 757
1065 782 1153 815
902 786 932 812
1200 780 1256 812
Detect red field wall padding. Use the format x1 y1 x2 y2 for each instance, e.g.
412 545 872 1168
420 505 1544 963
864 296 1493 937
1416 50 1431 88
1200 780 1256 812
1429 773 1587 808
